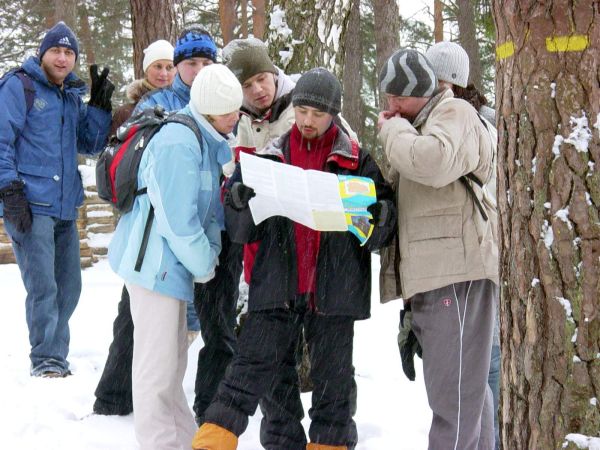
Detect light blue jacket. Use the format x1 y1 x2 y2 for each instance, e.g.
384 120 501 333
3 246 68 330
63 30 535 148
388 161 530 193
108 106 232 302
0 57 111 220
133 74 190 115
131 73 226 230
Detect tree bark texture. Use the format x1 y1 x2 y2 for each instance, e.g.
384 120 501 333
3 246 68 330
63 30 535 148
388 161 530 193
457 0 483 90
54 0 77 29
78 2 96 65
494 1 600 449
130 0 177 79
252 0 266 39
241 0 249 38
219 0 237 44
267 0 352 80
372 0 400 107
342 0 364 137
434 0 444 42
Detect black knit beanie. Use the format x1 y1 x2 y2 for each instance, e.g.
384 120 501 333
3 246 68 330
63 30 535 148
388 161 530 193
292 67 342 116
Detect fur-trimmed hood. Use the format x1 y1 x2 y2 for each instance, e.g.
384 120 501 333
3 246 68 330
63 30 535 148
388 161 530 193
126 79 155 103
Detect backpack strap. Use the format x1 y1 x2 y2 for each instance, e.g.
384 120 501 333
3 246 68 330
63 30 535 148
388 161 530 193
132 114 205 272
135 204 155 272
437 97 491 222
14 69 35 113
166 114 205 151
459 174 488 221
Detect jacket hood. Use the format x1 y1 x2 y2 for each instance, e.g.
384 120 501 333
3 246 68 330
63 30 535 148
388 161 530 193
187 103 234 167
22 56 87 95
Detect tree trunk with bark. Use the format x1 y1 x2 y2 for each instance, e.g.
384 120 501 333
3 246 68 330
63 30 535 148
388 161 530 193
78 2 96 65
252 0 266 39
267 0 352 81
130 0 177 79
342 0 364 137
240 0 248 38
54 0 77 29
456 0 483 90
219 0 237 45
494 1 600 448
372 0 400 107
434 0 444 43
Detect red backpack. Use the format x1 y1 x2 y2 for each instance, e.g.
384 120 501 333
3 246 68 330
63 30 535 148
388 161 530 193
96 105 203 212
95 105 204 270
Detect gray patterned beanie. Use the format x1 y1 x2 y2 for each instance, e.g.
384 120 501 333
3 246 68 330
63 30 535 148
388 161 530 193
292 67 342 116
379 49 437 97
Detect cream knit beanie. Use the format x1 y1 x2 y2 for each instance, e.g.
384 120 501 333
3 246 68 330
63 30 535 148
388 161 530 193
190 64 243 115
425 41 470 88
142 40 174 73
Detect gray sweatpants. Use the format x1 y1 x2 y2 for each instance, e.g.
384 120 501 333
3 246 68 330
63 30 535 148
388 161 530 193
410 279 497 450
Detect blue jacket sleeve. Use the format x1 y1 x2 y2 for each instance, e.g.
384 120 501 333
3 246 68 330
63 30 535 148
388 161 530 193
0 76 26 189
76 102 111 155
143 137 220 278
132 96 158 115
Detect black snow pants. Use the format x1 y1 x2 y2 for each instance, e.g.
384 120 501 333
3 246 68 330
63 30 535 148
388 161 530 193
203 296 356 449
193 232 242 422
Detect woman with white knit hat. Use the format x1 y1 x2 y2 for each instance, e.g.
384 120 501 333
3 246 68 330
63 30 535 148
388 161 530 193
109 39 176 135
108 63 242 450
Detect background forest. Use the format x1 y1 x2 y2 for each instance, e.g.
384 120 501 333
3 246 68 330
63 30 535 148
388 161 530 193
0 0 495 159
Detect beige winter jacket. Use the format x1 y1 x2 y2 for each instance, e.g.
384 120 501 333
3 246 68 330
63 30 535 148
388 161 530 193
378 88 499 302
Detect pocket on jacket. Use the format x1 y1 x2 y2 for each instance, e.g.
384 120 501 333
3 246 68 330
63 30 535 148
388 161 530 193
407 214 466 278
18 164 59 207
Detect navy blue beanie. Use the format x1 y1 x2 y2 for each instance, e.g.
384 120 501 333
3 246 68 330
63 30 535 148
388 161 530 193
173 27 217 66
39 21 79 60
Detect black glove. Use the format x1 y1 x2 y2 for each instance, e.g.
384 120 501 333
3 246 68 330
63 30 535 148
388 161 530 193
0 180 32 234
225 182 255 211
89 64 115 111
398 307 422 381
367 200 391 227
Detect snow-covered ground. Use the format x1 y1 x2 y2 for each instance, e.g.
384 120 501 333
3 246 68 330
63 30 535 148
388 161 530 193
0 256 431 449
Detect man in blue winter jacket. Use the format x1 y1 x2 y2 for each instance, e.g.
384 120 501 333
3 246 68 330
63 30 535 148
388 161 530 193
0 22 113 378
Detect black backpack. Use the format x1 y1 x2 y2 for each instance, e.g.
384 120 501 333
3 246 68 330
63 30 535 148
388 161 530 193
95 105 204 270
0 68 36 112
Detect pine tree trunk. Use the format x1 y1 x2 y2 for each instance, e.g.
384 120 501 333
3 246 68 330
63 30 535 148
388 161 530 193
342 0 364 137
219 0 237 45
267 0 352 80
456 0 483 90
494 1 600 448
130 0 177 79
372 0 400 107
434 0 444 43
78 2 96 65
54 0 77 29
252 0 266 39
240 0 248 38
